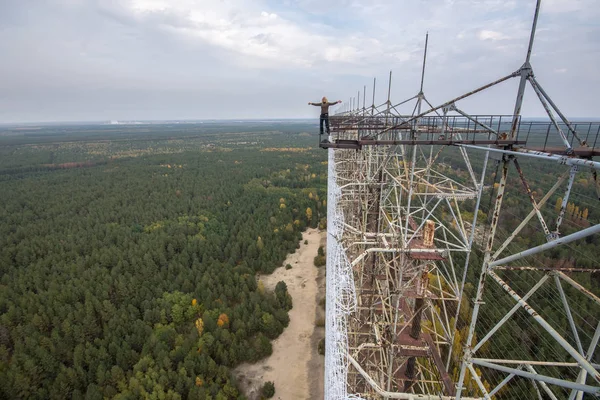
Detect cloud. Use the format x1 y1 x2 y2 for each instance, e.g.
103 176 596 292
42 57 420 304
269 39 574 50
115 0 415 69
261 11 278 19
0 0 598 122
478 30 508 41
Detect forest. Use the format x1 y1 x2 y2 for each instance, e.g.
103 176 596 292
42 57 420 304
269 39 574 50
0 122 327 399
0 120 598 399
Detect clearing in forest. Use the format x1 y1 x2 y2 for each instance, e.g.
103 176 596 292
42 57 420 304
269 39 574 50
235 228 326 400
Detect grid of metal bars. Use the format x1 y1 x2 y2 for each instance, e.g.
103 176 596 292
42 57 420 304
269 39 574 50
323 1 600 398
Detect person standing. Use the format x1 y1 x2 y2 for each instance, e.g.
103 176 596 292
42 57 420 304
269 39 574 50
308 97 341 136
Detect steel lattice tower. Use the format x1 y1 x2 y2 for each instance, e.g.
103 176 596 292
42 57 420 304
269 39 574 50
323 1 600 399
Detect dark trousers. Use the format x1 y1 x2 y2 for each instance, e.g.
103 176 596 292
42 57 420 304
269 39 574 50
320 113 330 134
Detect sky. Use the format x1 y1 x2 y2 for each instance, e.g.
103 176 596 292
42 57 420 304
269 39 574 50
0 0 598 123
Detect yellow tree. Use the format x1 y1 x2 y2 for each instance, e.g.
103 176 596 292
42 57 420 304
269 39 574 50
555 197 563 213
195 318 204 336
306 207 313 223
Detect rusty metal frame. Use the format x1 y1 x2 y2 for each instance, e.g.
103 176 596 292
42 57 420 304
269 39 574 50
325 32 493 399
325 1 600 398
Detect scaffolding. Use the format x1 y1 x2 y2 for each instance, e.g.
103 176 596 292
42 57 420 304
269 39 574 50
324 1 600 398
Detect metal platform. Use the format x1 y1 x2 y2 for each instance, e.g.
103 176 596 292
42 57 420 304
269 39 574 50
319 115 600 157
320 138 527 150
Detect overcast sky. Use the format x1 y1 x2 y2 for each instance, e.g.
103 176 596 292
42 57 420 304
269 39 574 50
0 0 598 123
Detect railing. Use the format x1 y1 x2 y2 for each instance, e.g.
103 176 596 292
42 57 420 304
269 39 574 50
327 115 600 155
519 121 600 154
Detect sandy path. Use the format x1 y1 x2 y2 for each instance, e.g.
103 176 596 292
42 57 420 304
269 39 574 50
308 233 327 399
235 228 325 400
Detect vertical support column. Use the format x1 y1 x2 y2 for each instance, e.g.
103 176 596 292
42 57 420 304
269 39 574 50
404 296 423 390
385 71 392 128
511 0 541 137
419 32 429 95
416 32 428 125
448 148 490 370
405 221 434 392
456 156 510 399
525 0 542 65
511 67 529 138
372 77 377 117
363 85 366 115
403 144 418 247
366 169 384 281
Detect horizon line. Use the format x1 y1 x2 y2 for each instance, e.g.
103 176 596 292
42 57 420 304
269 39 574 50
1 116 600 127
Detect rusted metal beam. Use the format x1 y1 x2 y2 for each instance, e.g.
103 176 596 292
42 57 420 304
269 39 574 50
555 165 577 235
448 146 491 370
423 333 456 396
558 272 600 307
530 75 584 147
528 76 572 151
513 158 551 237
347 353 482 399
493 265 600 273
374 72 520 139
466 363 492 399
456 156 510 399
453 106 499 136
404 297 425 391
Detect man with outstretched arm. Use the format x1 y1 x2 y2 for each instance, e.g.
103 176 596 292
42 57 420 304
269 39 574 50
308 97 342 136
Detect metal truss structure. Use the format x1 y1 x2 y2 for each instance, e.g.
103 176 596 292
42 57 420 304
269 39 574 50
324 1 600 399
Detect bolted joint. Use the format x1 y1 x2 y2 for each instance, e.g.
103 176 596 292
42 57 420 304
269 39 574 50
547 232 560 241
462 348 474 361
